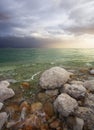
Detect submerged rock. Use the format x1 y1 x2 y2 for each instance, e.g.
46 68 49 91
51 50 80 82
49 119 61 129
43 102 54 118
0 112 8 130
39 67 71 90
31 102 43 113
21 82 30 89
62 84 86 99
45 89 59 96
24 113 48 130
54 93 78 117
6 79 17 84
37 93 49 103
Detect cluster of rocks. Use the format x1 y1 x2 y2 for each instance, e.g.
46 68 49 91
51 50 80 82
0 81 15 130
0 66 94 130
39 67 94 130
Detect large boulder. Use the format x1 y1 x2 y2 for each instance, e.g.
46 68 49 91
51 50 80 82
0 112 8 130
62 84 86 99
83 80 94 92
0 85 15 102
54 93 78 117
39 67 71 89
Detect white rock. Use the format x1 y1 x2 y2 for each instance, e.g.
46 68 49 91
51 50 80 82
84 93 94 109
0 87 15 102
39 67 71 89
54 93 78 117
75 107 93 121
89 69 94 75
0 80 10 88
73 117 84 130
0 112 8 130
75 107 94 130
0 103 3 111
84 80 94 92
63 84 86 99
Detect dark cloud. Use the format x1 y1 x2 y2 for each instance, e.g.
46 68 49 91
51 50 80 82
0 13 10 20
0 36 61 48
0 0 94 47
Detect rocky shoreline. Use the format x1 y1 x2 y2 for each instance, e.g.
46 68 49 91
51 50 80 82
0 66 94 130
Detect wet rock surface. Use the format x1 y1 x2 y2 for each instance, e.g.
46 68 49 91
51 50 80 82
0 66 94 130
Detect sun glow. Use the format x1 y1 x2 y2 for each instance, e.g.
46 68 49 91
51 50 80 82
52 34 94 48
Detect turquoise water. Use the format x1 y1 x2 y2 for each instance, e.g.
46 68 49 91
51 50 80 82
0 48 94 67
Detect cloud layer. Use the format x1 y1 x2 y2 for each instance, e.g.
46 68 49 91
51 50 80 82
0 0 94 47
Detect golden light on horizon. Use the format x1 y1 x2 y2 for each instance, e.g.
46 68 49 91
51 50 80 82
52 34 94 48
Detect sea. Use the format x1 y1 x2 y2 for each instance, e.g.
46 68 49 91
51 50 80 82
0 48 94 68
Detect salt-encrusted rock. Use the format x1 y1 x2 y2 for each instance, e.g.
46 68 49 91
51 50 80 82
0 87 15 102
62 84 86 99
54 93 78 117
0 112 8 130
83 80 94 92
75 107 94 130
39 67 71 89
75 107 92 120
45 89 59 96
89 69 94 75
0 102 3 111
70 80 84 85
84 93 94 109
0 80 10 88
73 117 84 130
67 116 84 130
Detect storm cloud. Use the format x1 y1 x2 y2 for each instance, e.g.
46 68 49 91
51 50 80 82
0 0 94 47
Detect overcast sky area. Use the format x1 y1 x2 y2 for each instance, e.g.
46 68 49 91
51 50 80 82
0 0 94 48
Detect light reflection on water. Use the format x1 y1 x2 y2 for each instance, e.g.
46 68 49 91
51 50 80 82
0 48 94 67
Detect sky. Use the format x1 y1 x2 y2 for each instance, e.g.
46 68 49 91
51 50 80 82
0 0 94 48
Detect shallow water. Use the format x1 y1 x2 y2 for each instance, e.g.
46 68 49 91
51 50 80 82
0 48 94 67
